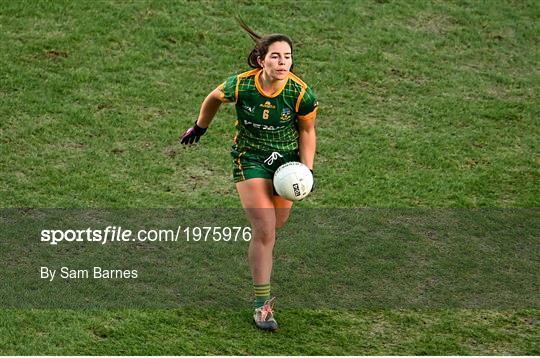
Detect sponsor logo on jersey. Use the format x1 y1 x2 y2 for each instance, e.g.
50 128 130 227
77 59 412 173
243 119 278 131
242 104 255 115
280 108 292 121
259 101 276 109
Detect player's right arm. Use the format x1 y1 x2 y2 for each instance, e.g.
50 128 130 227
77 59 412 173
180 88 221 144
196 87 224 128
180 76 236 145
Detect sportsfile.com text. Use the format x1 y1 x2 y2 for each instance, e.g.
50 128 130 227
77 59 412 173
40 226 252 245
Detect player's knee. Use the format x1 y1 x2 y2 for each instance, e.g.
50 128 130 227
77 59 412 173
275 217 289 229
253 230 275 246
251 222 276 245
274 210 291 229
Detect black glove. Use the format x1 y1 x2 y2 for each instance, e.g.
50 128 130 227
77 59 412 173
180 121 207 144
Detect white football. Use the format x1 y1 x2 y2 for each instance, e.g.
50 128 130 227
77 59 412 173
273 162 313 201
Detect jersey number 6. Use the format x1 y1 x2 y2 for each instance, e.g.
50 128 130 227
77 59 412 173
262 109 269 120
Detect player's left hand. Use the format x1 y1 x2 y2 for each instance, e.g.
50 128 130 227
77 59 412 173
180 121 207 144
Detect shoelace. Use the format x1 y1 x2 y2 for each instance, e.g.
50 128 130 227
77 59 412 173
263 152 283 166
260 297 276 321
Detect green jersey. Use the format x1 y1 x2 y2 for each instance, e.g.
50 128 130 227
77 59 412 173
218 68 318 154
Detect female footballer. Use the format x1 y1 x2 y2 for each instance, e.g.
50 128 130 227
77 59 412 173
180 21 317 332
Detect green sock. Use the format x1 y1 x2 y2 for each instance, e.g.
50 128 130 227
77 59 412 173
254 283 271 308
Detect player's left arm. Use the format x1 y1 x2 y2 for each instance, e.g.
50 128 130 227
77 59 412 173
297 87 318 170
298 115 316 171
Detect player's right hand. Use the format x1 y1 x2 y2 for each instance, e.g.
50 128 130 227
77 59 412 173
180 121 207 144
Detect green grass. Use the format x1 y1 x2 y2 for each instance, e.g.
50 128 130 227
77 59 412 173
2 209 538 310
1 0 538 208
0 0 539 355
1 309 538 355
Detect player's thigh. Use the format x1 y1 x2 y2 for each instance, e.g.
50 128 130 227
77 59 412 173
236 178 276 232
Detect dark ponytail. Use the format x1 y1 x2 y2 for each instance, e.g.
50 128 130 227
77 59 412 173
237 17 294 70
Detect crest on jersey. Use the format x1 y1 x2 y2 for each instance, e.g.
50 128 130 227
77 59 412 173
280 108 292 121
